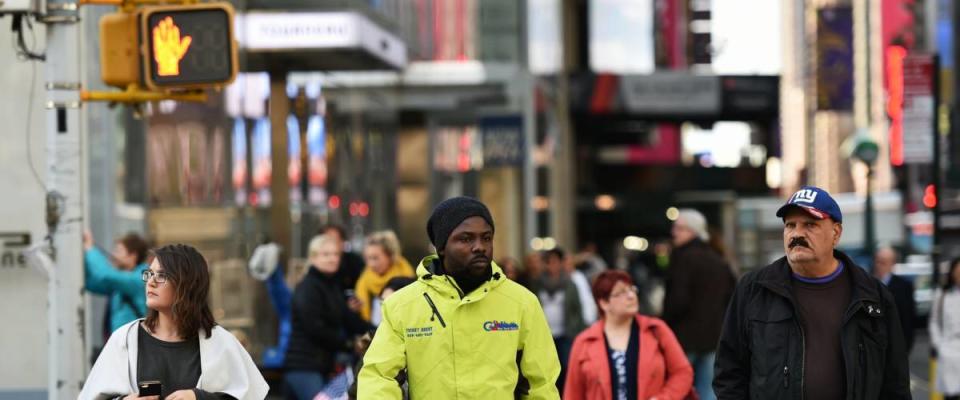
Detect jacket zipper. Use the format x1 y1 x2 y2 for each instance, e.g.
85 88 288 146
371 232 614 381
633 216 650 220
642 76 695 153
444 275 465 299
857 342 865 397
783 366 789 388
423 293 447 328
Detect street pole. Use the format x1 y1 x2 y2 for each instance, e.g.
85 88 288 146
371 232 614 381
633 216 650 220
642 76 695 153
932 54 942 287
43 1 88 398
864 163 875 262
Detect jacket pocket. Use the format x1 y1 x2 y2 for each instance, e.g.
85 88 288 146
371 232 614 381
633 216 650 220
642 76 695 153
747 303 794 398
856 325 888 399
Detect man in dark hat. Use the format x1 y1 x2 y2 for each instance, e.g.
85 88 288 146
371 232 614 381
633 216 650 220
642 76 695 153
714 186 911 399
359 196 561 399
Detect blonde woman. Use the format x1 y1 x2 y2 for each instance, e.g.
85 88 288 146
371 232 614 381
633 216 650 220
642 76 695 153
354 231 415 322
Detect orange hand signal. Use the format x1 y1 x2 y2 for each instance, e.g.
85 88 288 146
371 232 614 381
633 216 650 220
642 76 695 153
153 16 192 77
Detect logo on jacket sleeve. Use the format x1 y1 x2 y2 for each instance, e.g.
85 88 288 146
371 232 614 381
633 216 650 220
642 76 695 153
482 320 519 332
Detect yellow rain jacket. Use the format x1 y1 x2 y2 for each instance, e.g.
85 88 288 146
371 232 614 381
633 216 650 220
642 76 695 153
358 255 561 399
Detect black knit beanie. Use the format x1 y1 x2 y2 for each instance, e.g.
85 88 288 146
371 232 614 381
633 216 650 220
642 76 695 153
427 196 495 254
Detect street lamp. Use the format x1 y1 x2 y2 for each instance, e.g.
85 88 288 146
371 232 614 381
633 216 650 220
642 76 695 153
846 130 880 261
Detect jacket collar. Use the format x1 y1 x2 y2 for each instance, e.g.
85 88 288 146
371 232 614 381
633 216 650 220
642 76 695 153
578 315 659 398
758 250 883 310
416 255 505 301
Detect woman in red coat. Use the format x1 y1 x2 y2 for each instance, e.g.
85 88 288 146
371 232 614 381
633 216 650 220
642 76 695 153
564 270 694 400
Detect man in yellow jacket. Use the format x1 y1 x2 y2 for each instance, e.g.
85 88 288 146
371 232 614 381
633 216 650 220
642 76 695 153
358 196 561 399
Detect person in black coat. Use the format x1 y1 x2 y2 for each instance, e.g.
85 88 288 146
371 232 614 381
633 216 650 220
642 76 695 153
874 246 917 351
713 186 910 400
284 234 371 400
662 209 735 400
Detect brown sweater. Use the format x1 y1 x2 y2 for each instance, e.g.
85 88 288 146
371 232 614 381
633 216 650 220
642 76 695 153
791 262 852 400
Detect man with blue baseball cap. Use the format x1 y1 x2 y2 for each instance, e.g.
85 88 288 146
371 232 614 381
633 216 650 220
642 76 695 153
714 186 911 399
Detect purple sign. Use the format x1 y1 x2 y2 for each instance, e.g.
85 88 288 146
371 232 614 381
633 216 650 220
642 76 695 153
817 7 854 111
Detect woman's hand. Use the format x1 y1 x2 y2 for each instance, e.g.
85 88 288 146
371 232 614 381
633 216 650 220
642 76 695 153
122 394 158 400
166 389 197 400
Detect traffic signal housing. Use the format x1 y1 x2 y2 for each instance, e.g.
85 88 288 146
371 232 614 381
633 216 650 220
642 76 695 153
99 2 238 91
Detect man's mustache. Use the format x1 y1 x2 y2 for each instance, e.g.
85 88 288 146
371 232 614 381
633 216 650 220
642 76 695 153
789 237 810 249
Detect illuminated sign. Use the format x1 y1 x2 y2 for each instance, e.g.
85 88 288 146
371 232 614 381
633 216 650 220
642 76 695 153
141 3 238 90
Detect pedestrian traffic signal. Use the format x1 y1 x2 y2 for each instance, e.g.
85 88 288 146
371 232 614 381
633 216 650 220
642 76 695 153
98 2 238 91
140 3 238 90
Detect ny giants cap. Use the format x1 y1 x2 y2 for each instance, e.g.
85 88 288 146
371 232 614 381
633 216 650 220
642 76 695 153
775 186 843 223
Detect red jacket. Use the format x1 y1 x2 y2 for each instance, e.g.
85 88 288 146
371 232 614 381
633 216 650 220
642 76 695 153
563 315 694 400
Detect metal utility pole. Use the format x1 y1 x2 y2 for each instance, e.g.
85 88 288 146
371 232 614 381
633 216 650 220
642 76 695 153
42 0 88 398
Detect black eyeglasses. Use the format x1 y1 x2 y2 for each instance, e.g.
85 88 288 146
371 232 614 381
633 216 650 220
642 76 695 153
141 270 169 284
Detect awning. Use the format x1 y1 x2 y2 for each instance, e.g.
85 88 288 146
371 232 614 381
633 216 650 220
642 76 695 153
235 11 407 72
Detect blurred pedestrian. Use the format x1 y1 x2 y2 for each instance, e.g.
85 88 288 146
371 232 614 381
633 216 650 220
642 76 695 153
930 258 960 400
354 230 415 323
538 248 588 393
497 256 521 281
323 224 366 291
575 242 608 281
286 235 373 400
873 246 916 351
714 186 910 399
83 230 150 336
518 251 544 289
662 209 734 400
79 244 268 400
358 196 560 399
564 270 693 400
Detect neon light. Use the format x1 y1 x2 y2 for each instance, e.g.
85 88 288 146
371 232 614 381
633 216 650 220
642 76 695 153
886 45 906 166
153 16 193 77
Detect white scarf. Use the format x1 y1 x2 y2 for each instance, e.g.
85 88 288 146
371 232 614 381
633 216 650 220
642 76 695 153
78 320 269 400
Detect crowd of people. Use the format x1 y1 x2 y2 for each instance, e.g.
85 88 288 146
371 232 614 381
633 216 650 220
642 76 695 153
76 188 960 399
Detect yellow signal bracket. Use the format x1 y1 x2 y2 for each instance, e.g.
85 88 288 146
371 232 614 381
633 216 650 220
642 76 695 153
81 85 207 104
80 0 200 12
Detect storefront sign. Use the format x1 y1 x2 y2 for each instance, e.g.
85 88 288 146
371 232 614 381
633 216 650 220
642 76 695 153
901 54 936 164
236 11 407 69
480 116 525 167
618 73 720 115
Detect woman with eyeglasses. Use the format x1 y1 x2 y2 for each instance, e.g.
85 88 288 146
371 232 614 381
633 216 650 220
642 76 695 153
564 270 693 400
80 244 269 400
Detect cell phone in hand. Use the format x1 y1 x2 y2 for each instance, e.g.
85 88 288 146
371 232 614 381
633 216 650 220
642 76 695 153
138 380 161 397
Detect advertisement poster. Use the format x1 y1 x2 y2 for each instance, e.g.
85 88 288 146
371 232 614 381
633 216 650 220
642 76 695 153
252 118 272 207
231 118 247 206
306 115 328 206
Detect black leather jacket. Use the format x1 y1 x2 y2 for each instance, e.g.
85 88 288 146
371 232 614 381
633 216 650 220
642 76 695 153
713 250 911 400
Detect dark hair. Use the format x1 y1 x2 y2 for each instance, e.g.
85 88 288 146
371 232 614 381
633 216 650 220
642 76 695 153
145 244 217 339
118 232 150 266
542 248 566 262
592 270 635 319
321 224 347 241
946 258 960 290
380 276 416 297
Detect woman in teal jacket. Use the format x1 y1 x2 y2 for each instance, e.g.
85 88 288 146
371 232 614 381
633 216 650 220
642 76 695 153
83 230 150 333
